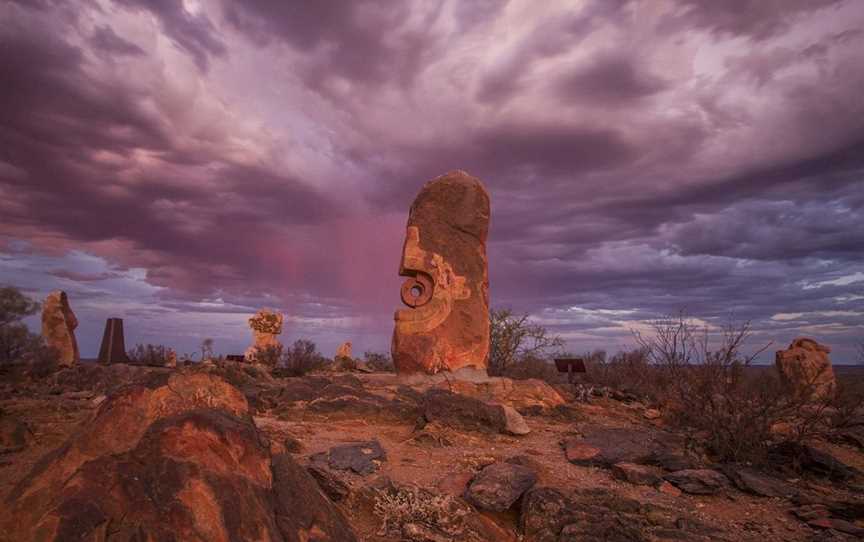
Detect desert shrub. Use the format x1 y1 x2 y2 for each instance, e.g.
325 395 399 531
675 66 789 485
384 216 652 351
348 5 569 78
633 312 864 462
279 339 327 376
500 354 563 382
127 343 172 366
0 286 41 365
373 485 471 539
363 351 394 372
584 348 668 399
488 308 564 376
253 344 283 367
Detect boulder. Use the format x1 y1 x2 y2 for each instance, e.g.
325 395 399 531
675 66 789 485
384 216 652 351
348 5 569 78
612 462 663 487
0 372 357 541
392 171 491 374
775 337 836 401
323 440 387 475
437 377 566 412
465 462 537 512
422 388 529 436
721 465 797 498
41 290 79 367
520 487 653 542
664 469 729 495
643 449 699 472
563 427 660 467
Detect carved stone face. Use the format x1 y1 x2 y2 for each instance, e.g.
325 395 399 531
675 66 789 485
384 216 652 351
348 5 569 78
392 171 491 374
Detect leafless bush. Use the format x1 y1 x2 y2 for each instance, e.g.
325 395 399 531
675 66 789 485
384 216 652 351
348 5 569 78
632 312 864 462
499 354 563 382
582 348 663 398
363 351 394 372
253 344 283 367
279 339 327 376
373 485 472 540
0 286 41 365
488 308 564 376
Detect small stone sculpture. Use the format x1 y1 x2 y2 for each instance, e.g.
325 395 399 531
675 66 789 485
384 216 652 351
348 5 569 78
245 309 284 363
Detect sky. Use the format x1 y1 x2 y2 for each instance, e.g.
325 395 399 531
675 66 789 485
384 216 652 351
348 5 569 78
1 0 863 363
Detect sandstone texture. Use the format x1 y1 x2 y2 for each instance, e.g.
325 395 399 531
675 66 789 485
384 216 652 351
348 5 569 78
464 461 537 512
40 290 79 367
246 308 284 363
0 372 356 542
775 337 836 401
392 170 491 374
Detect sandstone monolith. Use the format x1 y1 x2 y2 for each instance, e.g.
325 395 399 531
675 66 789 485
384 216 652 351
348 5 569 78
775 337 836 401
41 290 79 367
245 309 284 363
392 170 490 374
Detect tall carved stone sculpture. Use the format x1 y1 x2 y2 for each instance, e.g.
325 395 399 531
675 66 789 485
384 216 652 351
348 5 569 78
98 318 130 364
245 309 284 363
775 337 836 401
392 170 491 374
41 290 79 367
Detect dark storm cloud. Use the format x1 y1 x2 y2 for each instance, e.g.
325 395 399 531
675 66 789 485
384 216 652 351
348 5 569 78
555 51 667 104
476 0 631 104
115 0 226 70
89 25 145 56
1 0 863 360
663 0 848 40
222 0 441 88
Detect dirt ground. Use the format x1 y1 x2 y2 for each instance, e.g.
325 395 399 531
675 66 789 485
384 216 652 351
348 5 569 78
1 366 863 542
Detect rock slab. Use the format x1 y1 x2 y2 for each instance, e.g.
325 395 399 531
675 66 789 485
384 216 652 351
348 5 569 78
0 372 357 542
465 462 537 512
664 469 729 495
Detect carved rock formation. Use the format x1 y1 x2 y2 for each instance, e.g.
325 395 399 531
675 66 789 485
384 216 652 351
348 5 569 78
392 170 490 374
335 341 352 360
0 372 357 541
775 337 836 401
245 309 284 363
40 290 79 367
97 318 129 364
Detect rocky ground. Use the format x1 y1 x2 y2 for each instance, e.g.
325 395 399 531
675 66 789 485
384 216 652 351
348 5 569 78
1 362 863 541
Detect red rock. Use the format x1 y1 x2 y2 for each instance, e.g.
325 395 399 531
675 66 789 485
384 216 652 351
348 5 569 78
41 290 79 367
611 462 663 486
657 481 682 497
775 337 836 401
0 372 357 541
392 171 491 374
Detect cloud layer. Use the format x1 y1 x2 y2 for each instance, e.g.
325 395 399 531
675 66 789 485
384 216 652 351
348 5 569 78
1 0 862 361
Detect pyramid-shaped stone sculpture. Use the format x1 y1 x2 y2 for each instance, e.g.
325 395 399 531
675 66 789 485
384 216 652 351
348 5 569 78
98 317 130 364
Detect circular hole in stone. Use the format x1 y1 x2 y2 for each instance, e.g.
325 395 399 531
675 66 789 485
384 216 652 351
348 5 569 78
411 285 423 298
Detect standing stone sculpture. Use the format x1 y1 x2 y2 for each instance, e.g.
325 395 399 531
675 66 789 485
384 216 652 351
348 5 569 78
245 309 284 363
334 341 355 371
775 337 836 401
41 290 79 367
98 318 129 364
392 170 491 374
